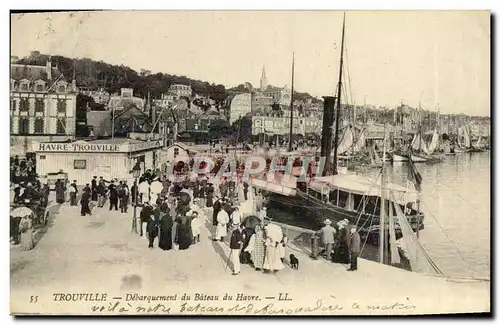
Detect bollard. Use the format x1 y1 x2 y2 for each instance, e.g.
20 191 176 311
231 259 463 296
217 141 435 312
310 235 320 259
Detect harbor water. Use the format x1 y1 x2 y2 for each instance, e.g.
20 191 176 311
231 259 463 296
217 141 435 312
269 152 491 279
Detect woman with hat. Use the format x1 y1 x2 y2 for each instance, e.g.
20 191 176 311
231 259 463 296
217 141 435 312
205 183 214 208
245 223 266 270
19 214 35 251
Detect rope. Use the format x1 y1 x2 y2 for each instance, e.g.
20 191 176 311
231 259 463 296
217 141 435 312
420 200 483 276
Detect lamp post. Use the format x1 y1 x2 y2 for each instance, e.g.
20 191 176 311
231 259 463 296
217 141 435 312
131 161 141 234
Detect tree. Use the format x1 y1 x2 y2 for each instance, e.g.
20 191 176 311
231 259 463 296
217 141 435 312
232 115 252 142
208 119 232 139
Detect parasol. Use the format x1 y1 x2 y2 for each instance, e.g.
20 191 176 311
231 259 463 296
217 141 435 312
150 181 163 195
241 215 261 229
264 223 283 243
11 206 34 218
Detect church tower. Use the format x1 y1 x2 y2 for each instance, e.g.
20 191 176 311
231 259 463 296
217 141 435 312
260 65 268 91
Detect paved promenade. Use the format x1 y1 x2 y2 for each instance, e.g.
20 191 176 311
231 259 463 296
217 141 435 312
10 195 489 315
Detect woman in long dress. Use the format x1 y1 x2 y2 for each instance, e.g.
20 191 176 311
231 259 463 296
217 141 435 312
177 215 192 250
159 212 173 251
215 208 229 241
19 215 35 251
246 224 266 270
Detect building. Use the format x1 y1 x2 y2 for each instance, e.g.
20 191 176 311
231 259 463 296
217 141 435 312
159 142 197 164
260 65 268 91
153 93 176 108
10 59 77 156
263 85 291 106
168 84 192 98
252 113 322 136
107 88 145 112
33 138 164 184
229 93 252 124
79 88 110 105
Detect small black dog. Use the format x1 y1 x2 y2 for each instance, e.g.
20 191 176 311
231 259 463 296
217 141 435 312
289 254 299 270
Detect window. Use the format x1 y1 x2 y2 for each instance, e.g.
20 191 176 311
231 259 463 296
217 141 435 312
20 82 29 91
56 118 66 134
10 100 16 112
36 84 44 92
57 100 67 113
34 118 44 134
174 147 179 157
74 159 87 169
57 85 66 93
35 99 45 113
18 118 29 135
19 99 29 112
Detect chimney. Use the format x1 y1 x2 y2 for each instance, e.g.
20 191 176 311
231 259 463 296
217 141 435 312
46 58 52 80
321 96 336 176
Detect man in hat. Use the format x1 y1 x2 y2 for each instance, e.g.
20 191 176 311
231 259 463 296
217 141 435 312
230 206 242 233
80 184 92 216
91 176 98 202
69 180 78 206
97 177 107 208
108 180 119 211
317 219 336 261
348 225 361 271
229 225 244 275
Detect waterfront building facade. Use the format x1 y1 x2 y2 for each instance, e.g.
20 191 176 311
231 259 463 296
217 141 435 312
10 59 78 156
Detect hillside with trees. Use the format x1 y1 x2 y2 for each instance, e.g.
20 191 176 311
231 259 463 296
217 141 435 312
15 51 229 103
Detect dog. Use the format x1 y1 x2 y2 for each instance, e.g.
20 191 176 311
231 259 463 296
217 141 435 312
289 254 299 270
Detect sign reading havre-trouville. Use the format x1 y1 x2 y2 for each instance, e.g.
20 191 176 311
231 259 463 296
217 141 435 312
35 140 163 153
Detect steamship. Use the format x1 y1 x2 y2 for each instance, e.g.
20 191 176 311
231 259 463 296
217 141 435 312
252 17 425 246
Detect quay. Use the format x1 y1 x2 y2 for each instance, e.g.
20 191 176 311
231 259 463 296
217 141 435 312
10 188 489 315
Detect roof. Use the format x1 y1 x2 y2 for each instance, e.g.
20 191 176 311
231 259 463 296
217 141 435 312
309 174 418 205
11 64 63 83
83 138 144 145
166 142 198 154
108 97 145 110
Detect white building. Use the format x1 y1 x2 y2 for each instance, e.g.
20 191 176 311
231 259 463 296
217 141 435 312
107 88 145 111
34 138 164 184
229 93 252 125
169 84 192 98
10 59 77 156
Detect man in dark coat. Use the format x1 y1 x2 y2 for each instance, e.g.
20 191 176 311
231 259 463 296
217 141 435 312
80 184 92 216
97 177 107 208
91 176 98 201
212 198 222 226
131 181 137 205
69 180 78 206
108 180 119 211
55 179 66 204
140 202 154 237
205 183 214 208
348 226 361 271
229 226 244 275
243 182 249 201
146 207 160 248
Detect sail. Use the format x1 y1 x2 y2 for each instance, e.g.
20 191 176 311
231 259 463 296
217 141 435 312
475 136 483 148
411 131 431 154
337 126 354 155
464 125 471 147
427 128 440 153
390 192 443 275
457 126 464 148
352 128 366 152
388 202 401 265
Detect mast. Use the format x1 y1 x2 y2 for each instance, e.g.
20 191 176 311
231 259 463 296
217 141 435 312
332 12 346 175
379 114 387 264
288 52 295 152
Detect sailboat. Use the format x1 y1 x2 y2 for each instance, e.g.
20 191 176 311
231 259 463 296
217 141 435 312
255 14 425 248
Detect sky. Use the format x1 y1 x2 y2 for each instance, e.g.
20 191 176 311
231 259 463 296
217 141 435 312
10 10 490 116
